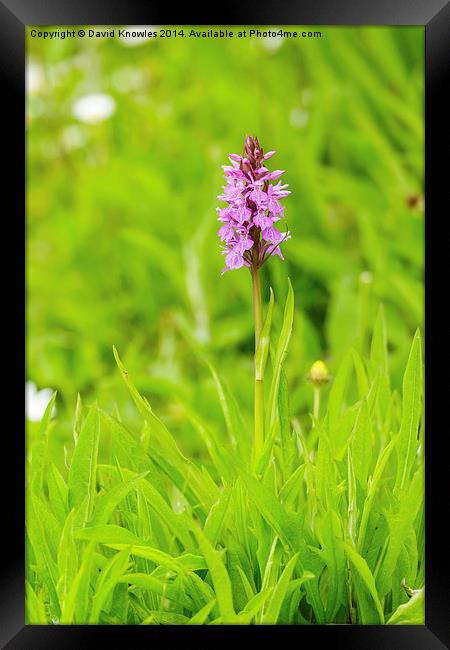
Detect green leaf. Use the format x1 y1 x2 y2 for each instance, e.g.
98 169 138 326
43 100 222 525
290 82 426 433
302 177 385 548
266 278 295 433
142 612 190 625
73 393 83 444
395 330 423 493
26 492 60 618
68 405 100 527
369 305 391 414
121 572 192 609
351 398 372 489
255 287 274 381
187 599 216 625
236 565 256 602
262 553 299 623
60 541 96 623
316 512 346 621
238 588 273 623
30 391 57 494
278 369 297 483
113 345 161 419
77 524 202 578
315 427 337 509
47 463 68 525
352 348 369 398
264 568 314 624
342 542 384 623
56 509 78 612
93 470 149 525
98 463 193 549
377 468 424 599
89 548 131 623
237 468 301 551
279 463 306 506
75 523 148 544
101 409 152 473
357 434 399 552
26 581 48 624
204 486 232 544
191 525 236 622
387 588 424 625
260 536 281 594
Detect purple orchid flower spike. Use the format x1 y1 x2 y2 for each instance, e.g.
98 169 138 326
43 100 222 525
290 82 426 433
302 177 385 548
217 135 291 273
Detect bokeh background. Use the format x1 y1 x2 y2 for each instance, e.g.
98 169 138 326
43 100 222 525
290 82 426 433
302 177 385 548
26 26 424 468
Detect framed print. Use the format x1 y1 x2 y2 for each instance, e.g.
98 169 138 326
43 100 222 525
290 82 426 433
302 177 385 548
2 0 449 647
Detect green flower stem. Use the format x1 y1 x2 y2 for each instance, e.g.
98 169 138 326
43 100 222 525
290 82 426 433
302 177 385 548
313 385 321 420
251 266 264 460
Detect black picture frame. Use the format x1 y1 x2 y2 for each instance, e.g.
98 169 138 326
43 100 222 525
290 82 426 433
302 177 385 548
3 0 449 647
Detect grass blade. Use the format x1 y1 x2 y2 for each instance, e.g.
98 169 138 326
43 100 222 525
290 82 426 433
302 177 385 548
395 330 423 493
266 278 294 433
68 405 100 527
191 525 236 622
342 542 384 623
261 553 299 623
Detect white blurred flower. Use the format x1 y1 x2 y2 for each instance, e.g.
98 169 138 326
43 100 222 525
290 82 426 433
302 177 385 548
27 62 45 95
26 382 56 422
119 26 156 47
72 93 116 125
261 35 283 53
289 107 309 128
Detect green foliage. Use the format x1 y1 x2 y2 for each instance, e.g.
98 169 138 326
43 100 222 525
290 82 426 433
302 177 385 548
387 588 424 625
26 306 424 624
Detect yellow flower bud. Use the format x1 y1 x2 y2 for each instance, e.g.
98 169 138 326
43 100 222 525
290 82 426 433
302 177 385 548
308 360 331 386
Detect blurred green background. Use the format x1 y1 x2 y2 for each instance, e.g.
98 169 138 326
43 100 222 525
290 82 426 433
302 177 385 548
26 26 424 465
